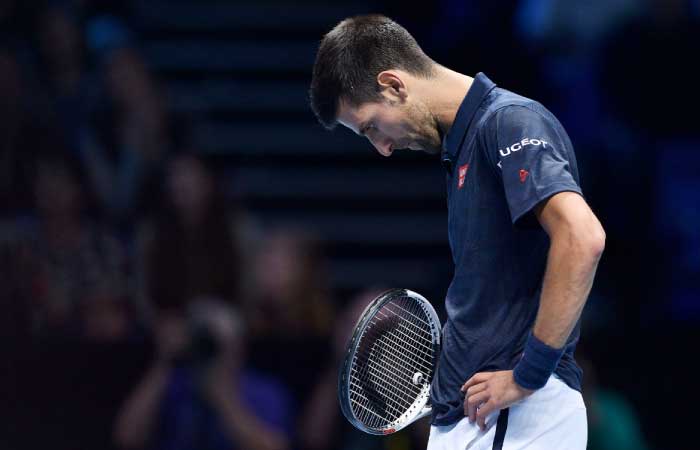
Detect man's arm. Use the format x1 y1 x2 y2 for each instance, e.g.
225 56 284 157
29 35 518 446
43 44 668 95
462 191 605 430
531 191 605 347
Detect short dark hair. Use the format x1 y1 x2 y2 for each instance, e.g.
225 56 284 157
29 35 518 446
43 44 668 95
309 14 435 130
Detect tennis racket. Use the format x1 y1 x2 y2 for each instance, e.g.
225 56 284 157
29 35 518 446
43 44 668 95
338 288 442 435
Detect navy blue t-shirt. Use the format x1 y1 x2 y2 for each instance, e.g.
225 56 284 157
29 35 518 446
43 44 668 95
430 72 584 426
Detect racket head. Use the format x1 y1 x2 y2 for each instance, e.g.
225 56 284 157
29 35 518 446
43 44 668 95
338 288 441 435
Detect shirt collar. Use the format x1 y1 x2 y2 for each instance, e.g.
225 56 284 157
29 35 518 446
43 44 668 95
441 72 497 172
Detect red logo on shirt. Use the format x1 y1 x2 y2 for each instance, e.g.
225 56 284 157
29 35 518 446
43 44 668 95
458 164 469 189
519 169 529 183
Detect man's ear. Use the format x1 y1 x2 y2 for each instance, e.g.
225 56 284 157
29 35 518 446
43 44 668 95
377 70 408 101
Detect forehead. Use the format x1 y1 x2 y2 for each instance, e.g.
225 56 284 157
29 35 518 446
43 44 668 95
337 99 386 134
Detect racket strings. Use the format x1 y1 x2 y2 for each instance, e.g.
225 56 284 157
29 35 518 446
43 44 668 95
350 300 432 427
351 335 422 414
348 295 436 429
351 325 413 425
351 322 417 422
354 312 433 376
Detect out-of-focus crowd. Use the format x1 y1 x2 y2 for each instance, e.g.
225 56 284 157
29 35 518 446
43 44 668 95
0 3 411 450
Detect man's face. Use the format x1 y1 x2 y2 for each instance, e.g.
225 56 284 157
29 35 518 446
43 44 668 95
337 95 442 157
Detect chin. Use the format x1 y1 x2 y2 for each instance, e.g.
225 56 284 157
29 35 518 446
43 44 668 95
413 137 442 155
418 143 441 155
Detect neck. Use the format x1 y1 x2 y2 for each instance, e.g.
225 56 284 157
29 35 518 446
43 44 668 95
423 67 474 137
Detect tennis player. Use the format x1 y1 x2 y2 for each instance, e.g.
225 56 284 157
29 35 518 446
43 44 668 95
309 15 605 450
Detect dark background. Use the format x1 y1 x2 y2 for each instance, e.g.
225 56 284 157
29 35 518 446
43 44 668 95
1 0 698 449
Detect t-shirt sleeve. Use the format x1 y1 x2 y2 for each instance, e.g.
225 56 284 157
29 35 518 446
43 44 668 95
482 104 583 226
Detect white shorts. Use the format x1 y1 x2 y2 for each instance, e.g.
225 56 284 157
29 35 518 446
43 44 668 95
427 374 587 450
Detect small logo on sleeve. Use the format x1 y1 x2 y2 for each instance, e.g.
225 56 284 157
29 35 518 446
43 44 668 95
519 169 529 183
458 164 469 189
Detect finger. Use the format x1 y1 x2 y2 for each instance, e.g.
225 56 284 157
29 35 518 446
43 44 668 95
477 413 486 431
462 372 490 391
465 382 488 399
476 401 496 431
462 372 489 391
462 382 487 420
465 390 489 423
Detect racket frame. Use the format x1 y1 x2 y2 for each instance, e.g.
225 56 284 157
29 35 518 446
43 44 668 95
338 288 441 435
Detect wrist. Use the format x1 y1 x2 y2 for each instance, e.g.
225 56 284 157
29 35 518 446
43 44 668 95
513 331 564 390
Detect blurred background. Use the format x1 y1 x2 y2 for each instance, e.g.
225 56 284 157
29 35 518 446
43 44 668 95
0 0 698 449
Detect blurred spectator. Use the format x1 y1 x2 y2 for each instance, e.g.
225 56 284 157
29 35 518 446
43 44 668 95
34 5 91 119
118 149 280 450
5 149 132 339
114 299 292 450
247 229 333 337
580 355 650 450
80 15 169 225
136 152 249 315
23 7 169 227
246 230 334 379
245 229 336 445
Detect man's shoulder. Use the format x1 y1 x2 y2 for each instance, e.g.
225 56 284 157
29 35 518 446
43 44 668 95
485 88 546 120
479 89 558 133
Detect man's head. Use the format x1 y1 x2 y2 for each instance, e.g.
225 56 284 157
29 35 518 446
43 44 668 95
309 15 443 156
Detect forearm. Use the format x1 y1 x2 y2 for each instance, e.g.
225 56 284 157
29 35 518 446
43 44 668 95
114 363 170 449
533 229 604 348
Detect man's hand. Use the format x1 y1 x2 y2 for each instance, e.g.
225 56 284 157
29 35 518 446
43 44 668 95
461 370 534 430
